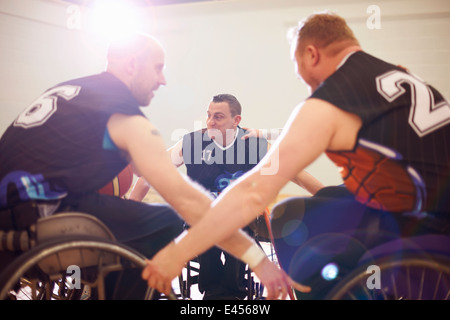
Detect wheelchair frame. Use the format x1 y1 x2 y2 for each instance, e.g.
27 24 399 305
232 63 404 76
2 209 448 300
0 212 176 300
326 252 450 300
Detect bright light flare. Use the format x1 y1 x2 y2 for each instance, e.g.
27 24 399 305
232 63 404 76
321 262 339 281
89 0 142 41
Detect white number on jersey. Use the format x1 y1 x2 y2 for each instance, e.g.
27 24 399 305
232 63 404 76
376 70 450 137
14 85 81 129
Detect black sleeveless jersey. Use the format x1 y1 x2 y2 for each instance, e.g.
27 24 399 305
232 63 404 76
182 127 268 195
0 72 144 208
311 51 450 214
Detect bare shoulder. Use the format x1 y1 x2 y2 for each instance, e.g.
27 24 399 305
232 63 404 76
296 98 362 151
299 98 355 119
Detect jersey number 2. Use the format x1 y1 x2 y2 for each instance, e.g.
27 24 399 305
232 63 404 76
376 70 450 137
14 85 81 129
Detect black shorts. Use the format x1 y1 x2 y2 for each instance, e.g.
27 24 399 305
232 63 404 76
57 192 184 257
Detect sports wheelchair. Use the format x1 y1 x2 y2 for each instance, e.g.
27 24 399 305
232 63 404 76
275 229 450 300
177 210 276 300
0 208 175 300
325 234 450 300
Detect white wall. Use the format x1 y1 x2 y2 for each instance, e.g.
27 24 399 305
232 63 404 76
1 0 449 195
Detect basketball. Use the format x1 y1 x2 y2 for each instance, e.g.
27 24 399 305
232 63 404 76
98 164 134 197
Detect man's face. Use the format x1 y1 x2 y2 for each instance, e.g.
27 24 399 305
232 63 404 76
130 43 166 106
206 101 240 143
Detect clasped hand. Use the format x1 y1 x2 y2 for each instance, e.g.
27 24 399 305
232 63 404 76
142 241 311 300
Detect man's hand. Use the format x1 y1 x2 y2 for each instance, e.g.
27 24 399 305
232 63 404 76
240 128 282 141
141 242 185 296
252 257 311 300
240 128 261 140
142 242 311 299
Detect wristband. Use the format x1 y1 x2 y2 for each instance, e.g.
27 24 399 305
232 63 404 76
241 243 266 269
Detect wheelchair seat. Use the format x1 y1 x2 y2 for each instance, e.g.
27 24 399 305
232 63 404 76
34 213 117 275
36 212 115 243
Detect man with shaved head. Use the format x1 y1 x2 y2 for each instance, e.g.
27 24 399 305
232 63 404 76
0 33 304 299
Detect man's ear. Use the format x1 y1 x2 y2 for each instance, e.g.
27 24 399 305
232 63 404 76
234 115 242 127
306 45 320 67
125 55 138 75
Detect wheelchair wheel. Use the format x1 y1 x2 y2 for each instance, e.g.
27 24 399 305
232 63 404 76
0 236 154 300
326 253 450 300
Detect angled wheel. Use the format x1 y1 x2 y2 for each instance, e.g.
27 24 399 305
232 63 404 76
0 236 151 300
326 253 450 300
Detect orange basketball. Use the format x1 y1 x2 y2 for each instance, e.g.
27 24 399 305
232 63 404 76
98 164 134 197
